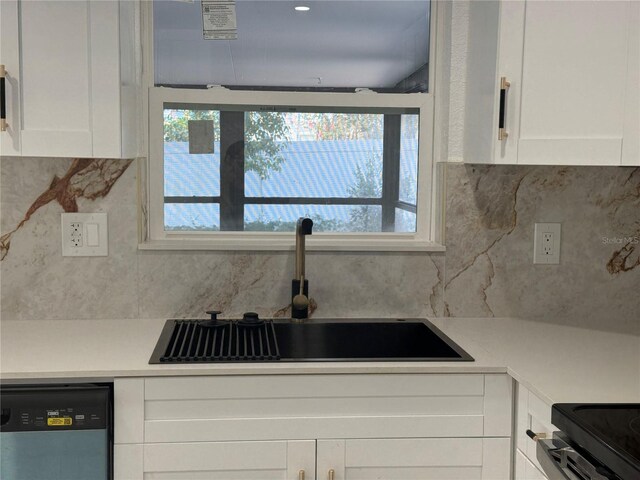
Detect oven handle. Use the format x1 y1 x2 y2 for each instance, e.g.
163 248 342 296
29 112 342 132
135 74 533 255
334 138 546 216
527 430 617 480
531 434 574 480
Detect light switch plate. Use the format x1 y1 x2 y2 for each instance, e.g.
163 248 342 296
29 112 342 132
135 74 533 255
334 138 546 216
61 213 108 256
533 223 561 264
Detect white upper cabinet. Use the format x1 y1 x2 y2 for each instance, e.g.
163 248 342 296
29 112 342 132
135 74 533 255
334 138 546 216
0 0 140 158
0 0 20 156
464 0 639 166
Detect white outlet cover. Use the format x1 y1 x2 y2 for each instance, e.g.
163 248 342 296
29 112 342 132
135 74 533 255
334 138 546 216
61 213 108 257
533 223 561 265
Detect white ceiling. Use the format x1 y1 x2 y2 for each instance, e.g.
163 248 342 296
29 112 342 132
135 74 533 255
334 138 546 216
154 0 430 88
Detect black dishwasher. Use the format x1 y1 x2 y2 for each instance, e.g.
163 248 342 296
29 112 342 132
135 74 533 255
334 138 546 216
0 384 113 480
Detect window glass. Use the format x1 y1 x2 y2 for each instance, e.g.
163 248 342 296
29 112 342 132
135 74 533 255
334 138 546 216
395 208 417 233
165 203 220 231
164 109 221 197
153 0 430 92
245 204 382 233
162 104 420 233
245 112 383 198
399 114 419 204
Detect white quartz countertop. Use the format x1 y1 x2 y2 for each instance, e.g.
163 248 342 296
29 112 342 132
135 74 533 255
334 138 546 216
1 317 638 406
430 318 640 405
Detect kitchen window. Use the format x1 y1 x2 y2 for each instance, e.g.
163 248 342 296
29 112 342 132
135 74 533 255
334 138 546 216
144 0 439 251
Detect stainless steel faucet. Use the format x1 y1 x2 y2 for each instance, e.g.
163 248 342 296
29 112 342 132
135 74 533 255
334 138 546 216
292 217 313 319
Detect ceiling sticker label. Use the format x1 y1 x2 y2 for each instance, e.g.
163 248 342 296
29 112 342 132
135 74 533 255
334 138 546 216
202 0 237 40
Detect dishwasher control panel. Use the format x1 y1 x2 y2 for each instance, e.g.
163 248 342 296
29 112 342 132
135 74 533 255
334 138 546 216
0 385 110 432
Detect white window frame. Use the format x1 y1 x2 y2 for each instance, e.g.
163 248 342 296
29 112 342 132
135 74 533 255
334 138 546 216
141 1 444 252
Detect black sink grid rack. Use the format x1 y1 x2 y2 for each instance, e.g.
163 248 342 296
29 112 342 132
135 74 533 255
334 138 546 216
158 319 281 362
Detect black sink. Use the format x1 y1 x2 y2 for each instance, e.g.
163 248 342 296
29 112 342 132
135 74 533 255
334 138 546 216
273 320 472 361
149 318 473 363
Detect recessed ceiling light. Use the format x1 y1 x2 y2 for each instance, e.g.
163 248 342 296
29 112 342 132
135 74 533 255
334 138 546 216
294 6 310 12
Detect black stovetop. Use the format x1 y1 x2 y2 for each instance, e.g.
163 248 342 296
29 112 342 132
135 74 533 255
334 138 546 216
553 403 640 480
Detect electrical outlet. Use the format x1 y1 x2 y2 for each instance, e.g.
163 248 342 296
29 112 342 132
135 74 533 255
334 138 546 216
70 222 83 247
61 213 108 257
542 232 553 256
534 223 561 264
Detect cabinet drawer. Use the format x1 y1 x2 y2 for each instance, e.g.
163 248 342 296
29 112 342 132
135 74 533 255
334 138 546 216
142 374 512 442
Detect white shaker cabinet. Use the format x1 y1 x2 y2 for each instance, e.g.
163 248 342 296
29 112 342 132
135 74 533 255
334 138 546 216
143 440 316 480
464 0 639 166
317 437 511 480
114 374 513 480
513 383 556 480
0 0 20 155
0 0 140 158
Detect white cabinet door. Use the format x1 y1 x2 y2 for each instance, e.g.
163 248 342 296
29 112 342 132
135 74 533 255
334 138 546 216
465 0 639 166
514 0 634 165
6 0 139 159
317 438 510 480
0 0 21 155
19 0 94 157
140 440 316 480
515 383 557 476
621 1 640 166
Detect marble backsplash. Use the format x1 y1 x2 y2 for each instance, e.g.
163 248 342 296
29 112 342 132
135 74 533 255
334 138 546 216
1 156 638 333
444 164 639 333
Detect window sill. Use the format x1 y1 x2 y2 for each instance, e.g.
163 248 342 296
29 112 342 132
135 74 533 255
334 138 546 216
138 236 446 253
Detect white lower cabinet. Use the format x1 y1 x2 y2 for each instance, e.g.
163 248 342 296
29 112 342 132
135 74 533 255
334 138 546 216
514 383 555 479
143 440 315 480
317 438 510 480
114 374 513 480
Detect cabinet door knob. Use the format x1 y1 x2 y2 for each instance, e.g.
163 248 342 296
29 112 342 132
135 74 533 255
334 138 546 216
498 76 510 141
328 469 335 480
298 469 305 480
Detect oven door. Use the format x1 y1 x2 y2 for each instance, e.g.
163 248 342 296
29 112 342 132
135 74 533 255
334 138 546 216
532 431 620 480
